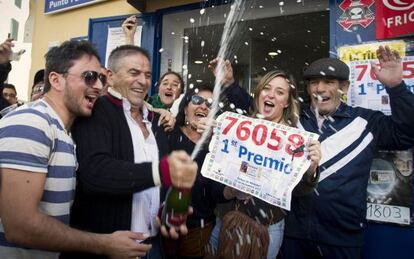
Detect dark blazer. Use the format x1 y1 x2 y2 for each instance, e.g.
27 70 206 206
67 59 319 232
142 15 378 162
62 92 169 259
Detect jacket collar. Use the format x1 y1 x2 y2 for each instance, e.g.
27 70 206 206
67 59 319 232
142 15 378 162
303 102 352 121
107 87 123 106
106 87 151 121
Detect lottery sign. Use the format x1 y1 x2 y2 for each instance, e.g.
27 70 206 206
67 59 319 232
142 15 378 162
201 112 319 210
348 56 414 115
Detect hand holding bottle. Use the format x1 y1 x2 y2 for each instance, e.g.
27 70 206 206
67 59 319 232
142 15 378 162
168 151 198 189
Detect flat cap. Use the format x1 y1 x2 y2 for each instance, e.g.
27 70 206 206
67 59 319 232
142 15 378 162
303 58 349 81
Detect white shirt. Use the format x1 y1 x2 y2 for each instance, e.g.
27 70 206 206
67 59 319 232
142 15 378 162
122 98 160 237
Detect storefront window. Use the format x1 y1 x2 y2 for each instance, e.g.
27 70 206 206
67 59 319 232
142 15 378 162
160 0 329 95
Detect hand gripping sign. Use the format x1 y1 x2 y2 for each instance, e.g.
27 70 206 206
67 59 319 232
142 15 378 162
201 112 319 210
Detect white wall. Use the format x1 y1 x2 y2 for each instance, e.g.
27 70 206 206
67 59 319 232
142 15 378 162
0 0 32 101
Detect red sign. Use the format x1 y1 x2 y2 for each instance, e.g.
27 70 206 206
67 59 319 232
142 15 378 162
376 0 414 39
337 0 375 30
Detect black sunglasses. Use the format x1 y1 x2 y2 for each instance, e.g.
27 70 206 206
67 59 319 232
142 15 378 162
191 95 212 108
65 71 107 87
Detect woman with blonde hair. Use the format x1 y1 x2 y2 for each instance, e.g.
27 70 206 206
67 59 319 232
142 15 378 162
218 69 321 259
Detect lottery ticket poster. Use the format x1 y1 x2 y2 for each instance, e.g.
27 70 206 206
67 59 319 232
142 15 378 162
201 112 319 211
347 56 414 115
340 42 414 225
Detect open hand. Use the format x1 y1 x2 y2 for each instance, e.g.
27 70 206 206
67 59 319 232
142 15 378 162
371 45 403 88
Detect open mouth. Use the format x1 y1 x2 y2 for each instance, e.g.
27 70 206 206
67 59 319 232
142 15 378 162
85 93 98 106
313 94 329 103
195 111 207 118
164 92 174 98
131 88 145 94
264 101 275 108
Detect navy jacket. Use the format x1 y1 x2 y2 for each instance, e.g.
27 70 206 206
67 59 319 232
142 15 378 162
285 81 414 247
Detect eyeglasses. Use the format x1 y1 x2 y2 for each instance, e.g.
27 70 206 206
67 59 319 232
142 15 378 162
65 71 107 87
32 84 44 95
191 95 212 108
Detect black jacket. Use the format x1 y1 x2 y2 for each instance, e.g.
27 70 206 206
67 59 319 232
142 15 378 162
63 92 169 259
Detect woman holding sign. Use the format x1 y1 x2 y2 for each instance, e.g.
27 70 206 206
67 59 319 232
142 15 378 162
216 70 321 259
158 78 251 258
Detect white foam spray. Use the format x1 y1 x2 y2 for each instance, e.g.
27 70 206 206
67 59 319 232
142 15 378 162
191 0 246 159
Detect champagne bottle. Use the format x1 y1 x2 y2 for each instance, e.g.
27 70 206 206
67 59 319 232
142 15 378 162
162 187 192 228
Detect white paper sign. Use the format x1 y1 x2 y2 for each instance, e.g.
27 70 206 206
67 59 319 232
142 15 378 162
105 26 143 67
201 112 319 210
347 56 414 115
366 203 410 225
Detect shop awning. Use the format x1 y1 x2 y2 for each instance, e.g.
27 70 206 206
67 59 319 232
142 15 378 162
127 0 146 12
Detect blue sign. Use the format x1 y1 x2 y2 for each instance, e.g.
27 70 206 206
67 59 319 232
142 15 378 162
44 0 106 14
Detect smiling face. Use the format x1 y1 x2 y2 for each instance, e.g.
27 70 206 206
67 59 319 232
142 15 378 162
158 73 181 107
257 76 290 123
62 55 103 117
184 89 212 127
108 53 151 110
307 78 349 115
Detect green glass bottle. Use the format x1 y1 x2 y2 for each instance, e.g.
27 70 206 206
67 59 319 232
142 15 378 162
162 187 192 228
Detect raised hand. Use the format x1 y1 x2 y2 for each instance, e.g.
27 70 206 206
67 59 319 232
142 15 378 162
122 15 138 45
154 108 176 132
208 58 235 88
0 38 14 64
195 117 217 134
371 45 403 88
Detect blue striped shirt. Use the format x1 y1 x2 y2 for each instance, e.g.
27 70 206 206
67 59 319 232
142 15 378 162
0 99 76 258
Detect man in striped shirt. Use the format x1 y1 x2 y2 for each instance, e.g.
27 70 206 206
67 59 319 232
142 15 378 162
0 40 178 258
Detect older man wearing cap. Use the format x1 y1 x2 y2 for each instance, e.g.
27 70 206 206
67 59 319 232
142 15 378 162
281 46 414 259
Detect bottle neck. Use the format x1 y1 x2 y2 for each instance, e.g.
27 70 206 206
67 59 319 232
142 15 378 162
174 187 191 193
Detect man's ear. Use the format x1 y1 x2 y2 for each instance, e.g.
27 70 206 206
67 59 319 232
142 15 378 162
106 69 114 86
339 80 350 96
306 83 312 97
48 72 64 92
